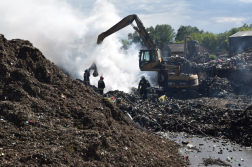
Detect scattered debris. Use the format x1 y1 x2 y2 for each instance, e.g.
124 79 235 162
102 88 252 147
203 158 231 166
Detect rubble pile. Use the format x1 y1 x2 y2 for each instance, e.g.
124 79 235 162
199 77 234 97
166 57 192 74
0 34 187 166
170 52 252 84
199 76 252 98
104 88 252 146
166 56 189 65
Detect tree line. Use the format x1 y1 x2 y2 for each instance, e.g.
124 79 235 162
122 23 252 53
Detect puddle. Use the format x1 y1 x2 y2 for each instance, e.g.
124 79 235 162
162 132 252 166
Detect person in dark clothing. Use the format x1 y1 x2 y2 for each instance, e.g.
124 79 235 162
83 69 90 86
138 76 151 100
98 76 105 95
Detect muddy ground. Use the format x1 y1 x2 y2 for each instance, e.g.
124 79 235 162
0 34 187 166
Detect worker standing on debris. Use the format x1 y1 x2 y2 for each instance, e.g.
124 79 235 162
98 76 105 95
83 69 90 86
138 76 151 100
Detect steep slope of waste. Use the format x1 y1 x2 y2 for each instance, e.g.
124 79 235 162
0 34 186 166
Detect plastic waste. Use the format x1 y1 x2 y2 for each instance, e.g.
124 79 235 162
226 157 231 162
182 141 189 145
158 95 168 103
187 144 193 148
126 112 132 120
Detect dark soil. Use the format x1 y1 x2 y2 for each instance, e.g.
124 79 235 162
0 34 186 166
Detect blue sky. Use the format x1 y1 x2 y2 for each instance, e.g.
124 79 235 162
68 0 252 35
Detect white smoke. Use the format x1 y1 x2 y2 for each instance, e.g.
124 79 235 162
0 0 155 93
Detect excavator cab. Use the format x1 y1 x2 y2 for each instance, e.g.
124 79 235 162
139 50 156 69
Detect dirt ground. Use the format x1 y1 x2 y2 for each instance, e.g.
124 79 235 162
0 34 187 166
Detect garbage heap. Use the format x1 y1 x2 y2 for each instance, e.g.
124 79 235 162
166 56 189 65
199 76 252 97
0 34 187 166
165 54 252 84
104 89 252 146
189 52 252 82
198 77 235 97
166 52 252 85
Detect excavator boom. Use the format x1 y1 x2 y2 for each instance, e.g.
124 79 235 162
97 14 157 56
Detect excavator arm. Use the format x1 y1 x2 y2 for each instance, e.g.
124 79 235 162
97 14 158 57
96 14 198 90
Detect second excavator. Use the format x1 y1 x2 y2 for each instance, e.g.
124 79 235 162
97 14 199 96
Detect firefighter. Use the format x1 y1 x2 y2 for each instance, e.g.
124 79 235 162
83 69 90 86
138 76 151 100
98 76 105 95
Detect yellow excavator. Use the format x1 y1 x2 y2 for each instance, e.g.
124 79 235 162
97 14 198 95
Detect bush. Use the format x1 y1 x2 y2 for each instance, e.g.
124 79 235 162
209 54 216 60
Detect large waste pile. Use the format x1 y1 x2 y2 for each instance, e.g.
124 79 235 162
187 52 252 83
0 34 187 166
198 76 252 97
167 53 252 85
104 86 252 146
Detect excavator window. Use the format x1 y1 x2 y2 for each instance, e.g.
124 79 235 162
142 51 150 61
157 50 161 59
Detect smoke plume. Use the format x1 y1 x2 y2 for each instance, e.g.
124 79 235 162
0 0 155 92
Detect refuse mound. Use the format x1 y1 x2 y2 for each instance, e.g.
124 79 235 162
199 77 234 97
0 34 186 166
199 76 252 97
104 89 252 146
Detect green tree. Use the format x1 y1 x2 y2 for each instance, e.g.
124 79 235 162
241 23 252 29
201 32 218 53
120 39 130 50
128 31 142 44
176 25 252 53
217 32 229 51
128 24 175 45
128 23 252 53
146 26 155 38
209 54 216 59
175 25 203 42
152 24 175 44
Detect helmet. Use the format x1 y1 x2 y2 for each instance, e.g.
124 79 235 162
100 76 104 80
85 69 89 72
141 76 145 79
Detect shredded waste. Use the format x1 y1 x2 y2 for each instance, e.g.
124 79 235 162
0 34 186 166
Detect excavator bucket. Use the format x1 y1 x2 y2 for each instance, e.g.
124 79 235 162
89 63 98 77
93 69 98 77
